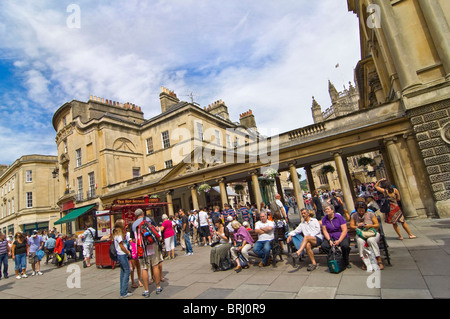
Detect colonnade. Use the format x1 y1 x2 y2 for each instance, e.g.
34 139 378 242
161 132 434 220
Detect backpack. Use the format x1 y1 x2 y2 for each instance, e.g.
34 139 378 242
138 220 161 246
269 201 283 220
219 255 234 271
136 219 161 257
109 240 118 261
331 197 340 210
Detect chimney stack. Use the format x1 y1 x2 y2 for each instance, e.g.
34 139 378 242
239 109 257 131
159 86 180 113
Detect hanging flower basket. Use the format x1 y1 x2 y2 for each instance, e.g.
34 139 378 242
358 157 375 167
321 164 335 175
198 183 211 193
262 168 279 179
234 184 244 193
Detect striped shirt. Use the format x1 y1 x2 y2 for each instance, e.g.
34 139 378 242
222 208 236 220
238 207 250 221
0 240 8 255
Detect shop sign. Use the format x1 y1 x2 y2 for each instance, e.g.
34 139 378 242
113 198 147 205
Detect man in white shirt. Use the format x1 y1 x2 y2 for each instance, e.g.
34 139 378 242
198 208 212 246
290 209 323 271
253 211 275 267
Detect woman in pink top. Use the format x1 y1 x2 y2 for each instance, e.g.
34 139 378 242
230 221 254 273
160 214 175 259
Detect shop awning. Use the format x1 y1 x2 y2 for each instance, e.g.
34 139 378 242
211 186 237 196
54 204 96 225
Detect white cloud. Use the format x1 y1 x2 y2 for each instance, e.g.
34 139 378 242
0 0 361 164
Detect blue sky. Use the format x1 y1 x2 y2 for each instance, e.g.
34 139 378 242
0 0 361 165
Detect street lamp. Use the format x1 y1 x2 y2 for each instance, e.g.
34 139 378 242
52 168 59 179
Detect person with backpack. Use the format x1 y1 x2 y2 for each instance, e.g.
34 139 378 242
80 223 96 268
131 209 164 298
112 219 132 298
330 192 345 216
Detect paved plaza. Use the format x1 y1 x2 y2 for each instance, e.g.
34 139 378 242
1 214 450 300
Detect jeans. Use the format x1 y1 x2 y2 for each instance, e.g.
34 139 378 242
0 253 8 277
183 233 193 253
253 240 272 264
117 254 131 296
286 233 304 250
15 253 27 272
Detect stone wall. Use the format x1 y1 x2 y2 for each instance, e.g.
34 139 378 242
410 98 450 217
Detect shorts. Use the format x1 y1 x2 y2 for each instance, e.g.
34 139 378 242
83 243 94 258
139 243 163 270
315 236 323 246
200 225 210 237
28 252 38 264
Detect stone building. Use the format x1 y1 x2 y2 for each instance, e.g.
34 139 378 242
0 155 59 236
310 79 386 192
51 87 260 232
348 0 450 217
312 80 360 124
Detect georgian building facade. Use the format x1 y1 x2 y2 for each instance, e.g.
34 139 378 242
0 155 59 236
51 87 261 232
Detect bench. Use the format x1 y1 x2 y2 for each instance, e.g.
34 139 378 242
287 216 391 267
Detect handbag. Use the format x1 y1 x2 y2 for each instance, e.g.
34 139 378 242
327 244 345 273
380 190 390 214
356 228 377 239
238 253 249 269
219 256 234 271
36 249 45 261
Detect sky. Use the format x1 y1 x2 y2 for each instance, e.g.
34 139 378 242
0 0 361 166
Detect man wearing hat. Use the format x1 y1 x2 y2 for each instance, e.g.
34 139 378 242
28 230 44 275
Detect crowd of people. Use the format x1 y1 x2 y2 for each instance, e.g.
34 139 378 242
0 227 87 280
288 177 417 272
0 178 417 298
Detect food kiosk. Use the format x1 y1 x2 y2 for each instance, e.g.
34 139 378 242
94 196 168 269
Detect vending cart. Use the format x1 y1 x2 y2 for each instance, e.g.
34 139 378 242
94 196 168 269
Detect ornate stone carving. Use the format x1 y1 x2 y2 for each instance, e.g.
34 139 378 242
441 122 450 145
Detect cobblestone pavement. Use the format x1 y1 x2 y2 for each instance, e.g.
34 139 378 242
1 215 450 300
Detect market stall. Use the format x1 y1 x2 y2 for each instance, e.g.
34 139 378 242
94 196 168 269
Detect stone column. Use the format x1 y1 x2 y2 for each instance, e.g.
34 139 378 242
166 190 174 217
217 178 228 209
373 0 422 92
275 176 285 205
403 131 438 218
190 185 199 211
289 162 305 209
417 0 450 79
333 151 355 213
304 165 315 193
384 137 419 219
250 170 263 213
